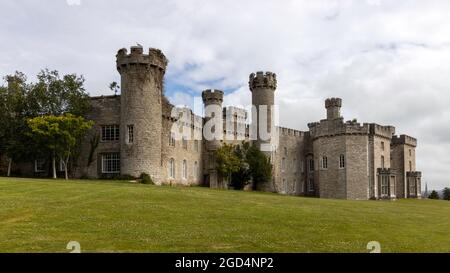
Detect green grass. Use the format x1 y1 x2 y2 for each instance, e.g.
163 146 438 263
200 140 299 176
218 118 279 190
0 177 449 253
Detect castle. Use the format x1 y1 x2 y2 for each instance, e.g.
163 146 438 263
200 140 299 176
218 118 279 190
6 45 422 200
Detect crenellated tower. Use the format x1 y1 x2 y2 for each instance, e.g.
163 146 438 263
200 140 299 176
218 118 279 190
202 89 224 188
325 98 342 120
116 45 168 181
249 71 277 153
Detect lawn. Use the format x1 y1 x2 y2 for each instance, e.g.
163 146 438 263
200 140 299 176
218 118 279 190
0 177 449 253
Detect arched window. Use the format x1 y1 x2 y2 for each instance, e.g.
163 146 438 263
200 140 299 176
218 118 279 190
339 154 345 169
194 161 199 181
281 157 286 172
169 158 175 179
182 160 187 179
321 156 328 169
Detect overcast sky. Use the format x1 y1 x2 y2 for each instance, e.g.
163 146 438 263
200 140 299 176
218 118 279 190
1 0 449 190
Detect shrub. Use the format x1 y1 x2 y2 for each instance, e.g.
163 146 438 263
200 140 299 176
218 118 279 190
140 173 154 185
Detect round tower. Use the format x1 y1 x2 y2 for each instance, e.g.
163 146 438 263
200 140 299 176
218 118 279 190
202 89 224 188
249 71 277 152
202 89 224 151
325 97 342 120
116 45 168 181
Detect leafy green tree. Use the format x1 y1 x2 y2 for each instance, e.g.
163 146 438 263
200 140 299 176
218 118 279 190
215 143 242 187
443 188 450 201
27 114 94 179
428 190 440 200
0 72 33 176
26 69 90 117
109 81 120 96
246 144 273 191
230 143 251 190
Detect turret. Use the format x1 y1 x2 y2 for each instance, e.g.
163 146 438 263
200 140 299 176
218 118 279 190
116 45 168 181
249 71 277 153
325 98 342 120
202 89 224 151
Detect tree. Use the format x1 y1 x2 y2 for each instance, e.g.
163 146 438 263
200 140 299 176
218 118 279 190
0 72 32 176
109 81 120 96
230 143 251 190
27 114 93 180
246 144 273 191
429 190 440 200
26 69 90 117
443 188 450 201
215 143 242 187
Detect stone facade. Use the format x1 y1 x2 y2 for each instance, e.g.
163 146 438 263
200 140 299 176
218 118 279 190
8 45 422 200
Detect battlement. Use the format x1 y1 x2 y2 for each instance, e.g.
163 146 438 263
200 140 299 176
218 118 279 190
249 71 277 91
392 134 417 147
309 118 370 139
116 46 168 73
370 123 395 139
325 98 342 108
202 89 224 105
406 171 422 178
276 126 308 138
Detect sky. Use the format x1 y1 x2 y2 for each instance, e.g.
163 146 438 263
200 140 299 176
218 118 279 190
1 0 450 190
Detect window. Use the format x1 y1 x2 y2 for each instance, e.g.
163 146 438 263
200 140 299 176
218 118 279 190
321 156 328 169
282 179 287 193
339 154 345 169
281 157 286 172
127 125 134 144
409 161 412 172
169 158 175 178
101 153 120 174
308 178 315 192
309 159 314 172
169 133 176 147
182 160 187 179
194 140 199 152
409 149 412 156
300 160 305 173
381 141 385 151
381 176 389 196
381 156 385 168
35 159 45 173
293 158 297 173
182 137 188 150
194 161 199 180
101 125 119 141
284 147 288 156
409 180 416 196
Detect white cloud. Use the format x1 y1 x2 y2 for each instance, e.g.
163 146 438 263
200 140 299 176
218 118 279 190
1 0 449 189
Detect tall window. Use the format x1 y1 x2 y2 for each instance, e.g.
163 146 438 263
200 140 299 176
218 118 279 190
127 125 134 144
35 159 45 173
281 157 286 172
182 137 188 150
381 156 385 168
381 176 389 196
321 156 328 169
169 158 175 178
101 153 120 174
169 133 176 147
101 125 119 141
308 178 315 192
309 159 314 172
194 140 199 152
293 158 297 173
409 180 416 196
381 141 385 151
182 160 187 179
409 149 412 156
339 154 345 169
194 161 199 180
409 161 412 172
284 147 288 156
300 160 305 173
